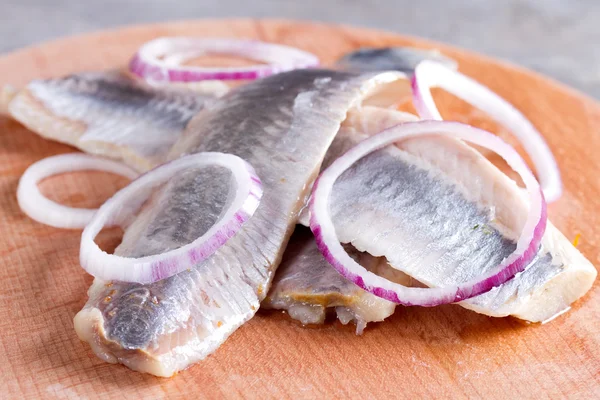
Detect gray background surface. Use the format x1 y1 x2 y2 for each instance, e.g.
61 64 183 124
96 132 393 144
1 0 598 97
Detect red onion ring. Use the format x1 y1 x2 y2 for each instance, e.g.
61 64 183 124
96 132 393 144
80 152 262 284
309 120 547 306
129 37 320 84
17 154 139 229
411 60 562 203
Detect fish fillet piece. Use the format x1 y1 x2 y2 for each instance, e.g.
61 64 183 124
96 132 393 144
268 110 416 333
337 47 457 74
263 227 414 334
300 106 596 322
74 69 405 376
6 71 226 171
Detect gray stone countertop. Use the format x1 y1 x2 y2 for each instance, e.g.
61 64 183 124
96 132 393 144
1 0 598 98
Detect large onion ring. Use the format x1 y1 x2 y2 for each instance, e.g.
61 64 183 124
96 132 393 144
80 152 262 284
129 37 320 84
309 120 546 306
17 154 139 229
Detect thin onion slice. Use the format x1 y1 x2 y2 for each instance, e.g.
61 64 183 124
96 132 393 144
80 152 263 284
129 37 320 84
411 60 562 202
17 154 139 229
309 120 547 306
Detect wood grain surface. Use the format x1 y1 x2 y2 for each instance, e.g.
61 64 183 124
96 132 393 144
0 19 598 400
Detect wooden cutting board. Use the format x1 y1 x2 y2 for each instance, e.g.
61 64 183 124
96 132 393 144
0 19 598 399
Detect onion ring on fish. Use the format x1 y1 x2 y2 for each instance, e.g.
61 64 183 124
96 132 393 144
129 37 320 84
309 120 547 307
17 154 139 229
411 60 562 202
80 152 263 284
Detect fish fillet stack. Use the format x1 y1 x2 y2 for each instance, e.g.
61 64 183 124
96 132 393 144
4 63 595 377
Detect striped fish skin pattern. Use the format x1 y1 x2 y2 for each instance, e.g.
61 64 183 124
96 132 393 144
299 106 596 322
8 71 225 171
74 69 406 376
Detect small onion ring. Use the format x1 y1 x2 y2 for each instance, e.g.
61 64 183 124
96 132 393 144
80 152 263 284
17 154 139 229
129 37 320 84
411 60 562 202
309 120 546 306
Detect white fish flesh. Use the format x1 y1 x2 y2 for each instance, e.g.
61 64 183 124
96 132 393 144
263 227 414 334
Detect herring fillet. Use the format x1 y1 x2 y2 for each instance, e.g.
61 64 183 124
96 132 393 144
74 69 405 376
300 106 596 322
266 111 418 333
337 47 457 74
263 227 411 334
6 72 226 171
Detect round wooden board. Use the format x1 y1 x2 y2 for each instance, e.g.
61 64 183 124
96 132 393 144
0 19 598 400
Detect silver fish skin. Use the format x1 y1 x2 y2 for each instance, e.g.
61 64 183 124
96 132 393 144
263 227 412 334
74 69 405 376
300 106 596 322
7 72 227 171
337 47 457 74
